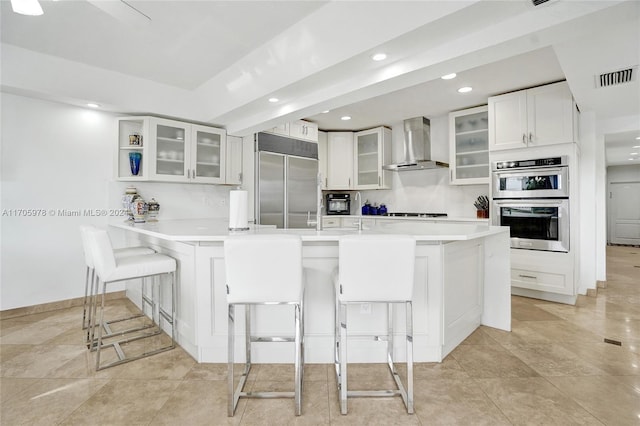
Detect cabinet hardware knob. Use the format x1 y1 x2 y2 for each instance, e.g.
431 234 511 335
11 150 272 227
522 133 527 145
529 132 533 144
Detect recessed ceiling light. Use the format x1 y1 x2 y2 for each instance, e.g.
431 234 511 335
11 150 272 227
87 103 100 108
268 97 279 103
631 152 639 156
633 145 640 148
372 53 387 61
322 110 330 114
441 73 457 80
458 86 473 93
635 136 640 140
341 116 352 121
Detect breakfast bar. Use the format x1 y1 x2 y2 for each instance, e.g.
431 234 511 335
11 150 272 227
110 219 511 364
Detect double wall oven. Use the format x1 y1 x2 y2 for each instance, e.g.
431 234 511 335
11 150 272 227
492 156 570 252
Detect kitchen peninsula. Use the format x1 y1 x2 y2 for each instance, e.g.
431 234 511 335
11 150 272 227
111 219 511 364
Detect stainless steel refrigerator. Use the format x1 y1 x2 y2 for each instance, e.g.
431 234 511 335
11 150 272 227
255 132 318 228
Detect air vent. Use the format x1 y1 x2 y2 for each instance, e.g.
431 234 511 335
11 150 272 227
532 0 551 6
596 67 637 88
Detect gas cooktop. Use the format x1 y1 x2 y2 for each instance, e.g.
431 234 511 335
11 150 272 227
383 212 448 218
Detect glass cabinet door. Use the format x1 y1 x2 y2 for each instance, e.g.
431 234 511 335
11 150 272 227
355 130 380 188
450 106 489 184
153 121 188 180
192 125 226 183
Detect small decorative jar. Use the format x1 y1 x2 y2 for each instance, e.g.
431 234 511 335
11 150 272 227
147 198 160 222
122 186 139 221
378 204 387 215
369 203 379 216
131 198 147 223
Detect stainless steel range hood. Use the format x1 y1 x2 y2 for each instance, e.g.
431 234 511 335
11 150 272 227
383 117 449 171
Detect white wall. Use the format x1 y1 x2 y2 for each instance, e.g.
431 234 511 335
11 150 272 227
0 94 235 310
354 115 489 218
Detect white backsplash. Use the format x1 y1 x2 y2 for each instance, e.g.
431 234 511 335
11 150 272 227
110 181 237 220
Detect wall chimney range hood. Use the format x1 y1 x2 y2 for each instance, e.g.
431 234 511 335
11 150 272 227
383 117 448 171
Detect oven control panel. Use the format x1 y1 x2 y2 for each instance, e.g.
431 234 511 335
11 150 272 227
495 156 566 170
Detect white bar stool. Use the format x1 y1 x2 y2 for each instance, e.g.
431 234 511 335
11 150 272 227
224 234 305 416
335 234 416 415
79 225 155 340
86 228 177 370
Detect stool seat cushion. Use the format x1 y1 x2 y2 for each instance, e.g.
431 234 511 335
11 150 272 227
338 235 416 303
103 254 176 283
114 247 156 259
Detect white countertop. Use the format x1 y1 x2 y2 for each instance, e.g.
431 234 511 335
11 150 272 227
326 214 490 223
110 218 507 242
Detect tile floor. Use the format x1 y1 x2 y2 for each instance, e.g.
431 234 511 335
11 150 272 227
1 245 639 425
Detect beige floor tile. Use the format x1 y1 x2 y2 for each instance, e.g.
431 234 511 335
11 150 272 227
241 381 330 425
58 379 181 425
557 340 640 376
460 326 499 345
412 377 511 425
0 320 76 345
184 362 230 381
412 358 471 380
1 344 86 378
546 375 640 426
110 343 196 380
520 320 603 343
511 296 564 321
150 380 243 425
502 342 607 377
450 344 540 378
328 381 419 425
478 377 603 425
1 378 109 425
0 377 38 405
483 319 553 346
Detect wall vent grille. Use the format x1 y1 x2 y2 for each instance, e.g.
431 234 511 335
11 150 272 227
532 0 551 6
596 67 637 88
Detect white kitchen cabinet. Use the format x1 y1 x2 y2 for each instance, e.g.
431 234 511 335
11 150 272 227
488 81 577 151
449 106 489 184
116 117 149 181
265 120 318 142
317 131 328 189
225 135 243 185
327 132 354 189
290 120 319 142
190 124 226 184
354 127 391 189
117 117 226 184
510 248 575 300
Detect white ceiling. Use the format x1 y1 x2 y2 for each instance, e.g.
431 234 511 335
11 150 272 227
1 0 639 165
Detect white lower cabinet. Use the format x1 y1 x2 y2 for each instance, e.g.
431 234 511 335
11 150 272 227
510 249 575 301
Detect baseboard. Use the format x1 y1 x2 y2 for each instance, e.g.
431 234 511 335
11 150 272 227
0 291 127 320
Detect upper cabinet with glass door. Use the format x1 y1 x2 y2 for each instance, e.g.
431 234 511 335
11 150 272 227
449 106 490 185
191 124 226 184
354 127 391 190
149 118 190 182
117 116 226 184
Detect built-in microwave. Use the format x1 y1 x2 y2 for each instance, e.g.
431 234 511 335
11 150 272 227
493 156 569 199
326 193 351 215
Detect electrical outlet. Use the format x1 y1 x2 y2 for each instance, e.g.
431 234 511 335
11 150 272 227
360 303 371 314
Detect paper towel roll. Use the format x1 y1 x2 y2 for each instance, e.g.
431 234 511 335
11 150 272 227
229 190 249 231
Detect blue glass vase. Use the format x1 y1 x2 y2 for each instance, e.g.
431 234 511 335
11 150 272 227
129 151 142 176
